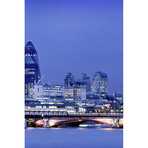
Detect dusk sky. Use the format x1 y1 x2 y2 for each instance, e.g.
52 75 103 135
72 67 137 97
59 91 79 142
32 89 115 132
25 0 123 94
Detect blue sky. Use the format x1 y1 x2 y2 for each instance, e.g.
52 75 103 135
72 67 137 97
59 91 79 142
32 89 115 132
25 0 123 94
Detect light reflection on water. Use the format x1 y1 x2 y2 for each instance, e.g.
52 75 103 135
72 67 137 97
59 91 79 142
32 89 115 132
26 127 122 130
25 127 123 148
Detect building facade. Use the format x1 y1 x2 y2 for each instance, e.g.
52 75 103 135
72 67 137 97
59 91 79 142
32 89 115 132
64 87 86 101
43 84 64 98
91 71 108 97
25 41 41 97
74 73 91 92
64 72 74 87
30 84 43 99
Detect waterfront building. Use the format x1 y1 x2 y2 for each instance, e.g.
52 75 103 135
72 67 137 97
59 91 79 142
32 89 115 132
114 93 123 102
43 84 64 98
64 87 86 101
64 72 74 87
25 41 41 97
91 71 108 97
94 105 103 113
25 100 78 113
64 87 75 100
74 73 91 92
78 105 95 113
30 84 43 99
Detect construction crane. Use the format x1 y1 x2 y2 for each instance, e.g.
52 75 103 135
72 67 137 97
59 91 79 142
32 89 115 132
37 74 45 85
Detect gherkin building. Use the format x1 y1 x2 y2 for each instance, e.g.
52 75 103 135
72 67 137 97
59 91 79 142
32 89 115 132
25 41 41 98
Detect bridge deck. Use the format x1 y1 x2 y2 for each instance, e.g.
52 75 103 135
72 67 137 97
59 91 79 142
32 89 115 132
25 111 123 118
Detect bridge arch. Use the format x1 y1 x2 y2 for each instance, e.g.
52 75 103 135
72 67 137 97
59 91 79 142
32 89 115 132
48 118 113 127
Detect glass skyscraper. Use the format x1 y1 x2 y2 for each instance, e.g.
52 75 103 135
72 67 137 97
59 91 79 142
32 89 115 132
91 71 108 97
64 72 74 87
74 73 91 92
25 41 41 97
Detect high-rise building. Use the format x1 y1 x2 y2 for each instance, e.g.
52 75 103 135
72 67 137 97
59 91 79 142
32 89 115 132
64 87 86 101
91 71 108 97
25 40 41 97
64 72 74 87
74 73 91 92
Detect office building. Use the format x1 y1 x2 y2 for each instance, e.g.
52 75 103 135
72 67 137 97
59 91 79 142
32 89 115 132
64 87 86 101
43 84 64 98
64 72 74 87
25 40 41 97
114 93 123 102
91 71 108 97
74 73 91 92
30 84 43 99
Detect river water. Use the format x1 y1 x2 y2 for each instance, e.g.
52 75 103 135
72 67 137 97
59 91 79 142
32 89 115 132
25 128 123 148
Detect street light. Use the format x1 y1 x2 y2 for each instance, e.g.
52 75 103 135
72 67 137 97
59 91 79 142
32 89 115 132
28 106 31 127
41 114 45 127
41 114 44 119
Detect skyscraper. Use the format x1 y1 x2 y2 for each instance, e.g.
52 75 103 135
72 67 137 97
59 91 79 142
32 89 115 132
64 72 74 87
74 73 91 92
25 40 41 97
91 71 108 97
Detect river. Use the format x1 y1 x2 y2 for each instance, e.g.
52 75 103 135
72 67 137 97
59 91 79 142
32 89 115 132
25 128 123 148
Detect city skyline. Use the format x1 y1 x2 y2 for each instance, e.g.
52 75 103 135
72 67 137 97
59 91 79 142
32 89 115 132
24 1 123 146
25 0 123 94
25 40 122 95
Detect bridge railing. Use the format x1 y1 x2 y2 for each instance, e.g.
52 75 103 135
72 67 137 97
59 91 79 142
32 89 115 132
68 112 123 117
25 111 68 116
25 111 123 117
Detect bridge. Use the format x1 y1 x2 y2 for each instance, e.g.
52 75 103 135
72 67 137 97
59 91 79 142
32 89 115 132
27 117 123 128
48 117 123 128
25 110 123 118
25 110 123 128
